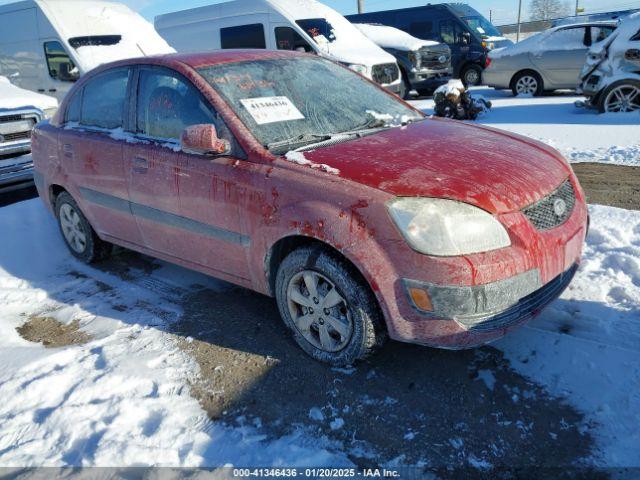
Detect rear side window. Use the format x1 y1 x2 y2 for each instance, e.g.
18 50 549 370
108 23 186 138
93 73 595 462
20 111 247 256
220 24 266 49
44 41 77 82
409 21 434 39
275 27 313 52
590 26 615 45
136 68 216 140
65 90 82 123
545 27 588 48
80 69 129 129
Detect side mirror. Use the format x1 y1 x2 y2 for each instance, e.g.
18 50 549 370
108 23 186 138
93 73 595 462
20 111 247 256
181 124 230 156
461 32 471 45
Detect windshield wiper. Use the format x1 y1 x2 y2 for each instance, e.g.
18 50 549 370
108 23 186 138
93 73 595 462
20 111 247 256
267 133 334 153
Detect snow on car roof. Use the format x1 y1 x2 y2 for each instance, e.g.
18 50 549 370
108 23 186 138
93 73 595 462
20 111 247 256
354 23 439 51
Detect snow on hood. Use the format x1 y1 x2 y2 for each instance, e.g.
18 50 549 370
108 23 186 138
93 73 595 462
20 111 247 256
267 0 396 66
0 77 58 111
41 1 175 72
354 23 439 51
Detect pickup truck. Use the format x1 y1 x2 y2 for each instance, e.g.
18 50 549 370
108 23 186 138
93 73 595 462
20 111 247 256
0 76 58 193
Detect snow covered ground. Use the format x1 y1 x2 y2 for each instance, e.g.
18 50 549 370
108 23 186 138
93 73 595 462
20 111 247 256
0 197 638 468
410 88 640 166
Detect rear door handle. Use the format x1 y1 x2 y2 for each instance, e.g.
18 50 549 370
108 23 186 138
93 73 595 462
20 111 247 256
63 144 73 159
133 157 148 173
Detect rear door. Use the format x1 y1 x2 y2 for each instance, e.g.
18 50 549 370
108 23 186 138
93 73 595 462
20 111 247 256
530 26 589 88
58 67 142 244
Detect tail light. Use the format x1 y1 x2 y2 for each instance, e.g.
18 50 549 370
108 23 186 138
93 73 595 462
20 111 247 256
485 57 492 68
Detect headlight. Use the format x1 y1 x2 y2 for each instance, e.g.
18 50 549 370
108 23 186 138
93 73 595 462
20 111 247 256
43 107 58 120
408 51 419 67
387 198 511 256
348 64 368 76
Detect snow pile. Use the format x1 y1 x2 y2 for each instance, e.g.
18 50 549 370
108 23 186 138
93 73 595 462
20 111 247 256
497 205 640 466
0 76 58 111
354 23 438 51
434 79 465 99
0 199 348 467
565 144 640 166
285 151 340 175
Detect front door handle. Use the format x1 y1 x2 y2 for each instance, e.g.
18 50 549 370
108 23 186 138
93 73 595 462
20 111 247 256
133 157 148 173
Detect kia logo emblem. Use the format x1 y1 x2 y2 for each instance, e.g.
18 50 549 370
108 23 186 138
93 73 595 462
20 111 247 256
553 198 567 217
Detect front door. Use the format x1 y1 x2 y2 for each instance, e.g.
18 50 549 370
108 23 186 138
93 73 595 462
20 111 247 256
126 66 250 280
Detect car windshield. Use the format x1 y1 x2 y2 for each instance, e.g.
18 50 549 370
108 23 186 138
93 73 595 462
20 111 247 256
198 57 424 153
296 18 337 44
463 16 501 38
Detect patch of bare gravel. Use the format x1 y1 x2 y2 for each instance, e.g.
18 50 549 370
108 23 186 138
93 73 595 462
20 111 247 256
16 316 91 348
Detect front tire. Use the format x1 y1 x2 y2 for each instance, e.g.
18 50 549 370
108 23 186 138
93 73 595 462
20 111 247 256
55 192 112 263
275 246 386 366
511 71 544 96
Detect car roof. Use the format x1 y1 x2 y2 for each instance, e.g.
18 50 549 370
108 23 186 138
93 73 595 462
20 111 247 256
553 21 618 30
101 49 307 71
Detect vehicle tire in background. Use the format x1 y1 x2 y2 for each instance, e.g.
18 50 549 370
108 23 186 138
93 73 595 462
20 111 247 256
511 70 544 96
598 79 640 113
55 192 112 263
275 245 386 365
461 64 483 87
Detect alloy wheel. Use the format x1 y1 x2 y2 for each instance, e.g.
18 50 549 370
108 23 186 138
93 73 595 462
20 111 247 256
604 85 640 113
286 270 353 352
59 203 87 253
516 75 538 95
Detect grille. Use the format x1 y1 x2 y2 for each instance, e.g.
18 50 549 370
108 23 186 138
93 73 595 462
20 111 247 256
372 63 399 85
419 48 450 68
0 114 25 123
1 131 31 142
522 180 576 231
457 264 578 332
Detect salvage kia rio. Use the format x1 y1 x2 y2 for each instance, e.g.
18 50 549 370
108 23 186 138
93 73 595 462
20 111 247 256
31 50 588 365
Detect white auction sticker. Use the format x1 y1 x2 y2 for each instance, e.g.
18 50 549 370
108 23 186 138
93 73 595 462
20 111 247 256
240 96 305 125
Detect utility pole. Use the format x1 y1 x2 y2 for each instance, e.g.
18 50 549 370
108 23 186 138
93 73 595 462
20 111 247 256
575 0 579 16
490 9 492 22
516 0 522 42
358 0 364 14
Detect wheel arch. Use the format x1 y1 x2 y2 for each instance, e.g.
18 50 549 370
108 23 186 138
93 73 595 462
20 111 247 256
510 68 544 90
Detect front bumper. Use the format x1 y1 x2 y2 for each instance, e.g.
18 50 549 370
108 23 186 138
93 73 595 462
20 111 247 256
0 156 35 193
409 70 451 91
404 264 578 334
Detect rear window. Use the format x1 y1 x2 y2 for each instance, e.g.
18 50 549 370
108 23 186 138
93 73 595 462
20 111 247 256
220 24 266 49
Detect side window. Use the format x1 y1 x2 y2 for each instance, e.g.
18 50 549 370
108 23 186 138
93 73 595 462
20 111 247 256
275 26 313 52
545 27 588 49
440 20 463 44
81 69 129 129
590 26 615 45
409 21 434 40
44 41 78 82
136 69 216 140
220 24 266 49
65 89 82 123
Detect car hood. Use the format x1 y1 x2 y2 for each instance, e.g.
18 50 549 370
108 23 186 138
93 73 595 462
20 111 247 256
300 118 572 214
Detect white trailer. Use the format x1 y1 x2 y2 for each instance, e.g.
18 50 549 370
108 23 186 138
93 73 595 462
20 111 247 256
0 0 174 101
155 0 402 93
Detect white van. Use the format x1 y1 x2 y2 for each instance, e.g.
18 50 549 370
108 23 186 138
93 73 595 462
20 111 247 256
155 0 402 94
0 0 174 102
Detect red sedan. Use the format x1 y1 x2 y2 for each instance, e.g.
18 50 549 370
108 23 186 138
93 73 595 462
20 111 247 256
31 50 588 365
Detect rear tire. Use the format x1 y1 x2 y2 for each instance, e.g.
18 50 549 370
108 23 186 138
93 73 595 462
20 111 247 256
275 245 386 366
55 192 112 264
598 80 640 113
461 64 482 87
511 70 544 96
